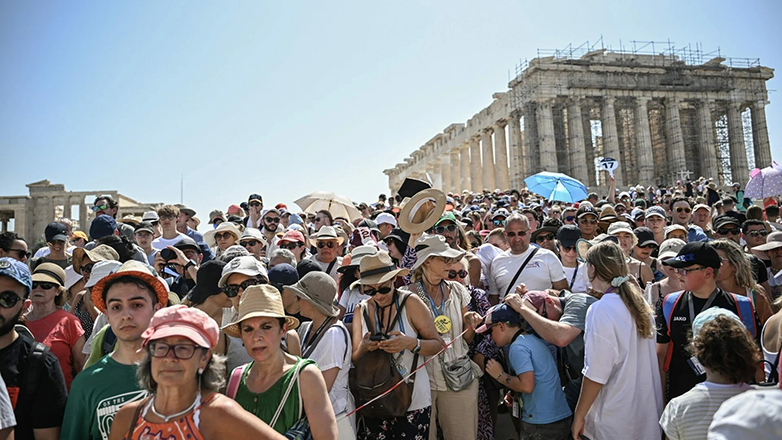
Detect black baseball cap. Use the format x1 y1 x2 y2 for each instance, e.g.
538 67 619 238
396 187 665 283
45 222 68 242
576 203 598 219
248 193 263 204
713 214 740 230
633 227 657 248
662 241 721 269
185 260 226 304
557 225 581 248
174 237 202 254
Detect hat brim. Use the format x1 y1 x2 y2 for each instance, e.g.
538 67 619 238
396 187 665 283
638 239 659 248
204 225 241 247
575 238 593 262
310 235 345 246
135 227 154 235
355 267 410 286
222 311 299 338
284 285 340 317
531 226 558 242
411 247 466 271
398 189 447 234
92 270 169 313
180 209 196 217
49 234 68 242
31 272 64 287
118 219 140 226
142 322 213 349
751 241 782 260
476 322 494 334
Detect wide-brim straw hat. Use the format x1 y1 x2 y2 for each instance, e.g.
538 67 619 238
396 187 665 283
222 284 299 337
354 250 409 286
411 234 465 271
31 263 66 287
398 188 447 234
283 272 340 317
203 222 242 247
751 231 782 260
72 245 120 273
91 260 170 313
309 225 345 246
118 215 141 226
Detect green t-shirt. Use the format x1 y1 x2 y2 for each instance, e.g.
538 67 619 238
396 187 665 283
233 357 316 434
61 354 148 440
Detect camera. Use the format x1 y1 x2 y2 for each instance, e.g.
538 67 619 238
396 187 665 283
160 248 176 261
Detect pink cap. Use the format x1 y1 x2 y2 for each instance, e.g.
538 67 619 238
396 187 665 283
227 204 243 214
279 230 305 244
141 305 219 349
522 290 549 310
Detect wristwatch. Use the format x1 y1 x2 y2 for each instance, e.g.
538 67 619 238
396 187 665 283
412 338 422 354
184 259 197 271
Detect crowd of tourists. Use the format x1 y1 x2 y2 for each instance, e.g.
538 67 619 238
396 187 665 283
1 177 781 440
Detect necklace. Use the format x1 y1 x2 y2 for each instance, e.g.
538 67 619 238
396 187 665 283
149 392 200 422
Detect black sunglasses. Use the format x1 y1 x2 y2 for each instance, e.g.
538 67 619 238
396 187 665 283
535 234 555 243
748 230 769 237
80 263 94 274
0 291 23 308
281 242 302 250
32 282 58 290
214 232 235 240
505 230 528 238
317 241 336 249
9 249 30 260
264 217 280 223
434 224 458 234
248 202 262 207
362 286 393 296
447 269 468 279
564 215 576 222
716 228 740 236
240 240 261 247
222 278 265 297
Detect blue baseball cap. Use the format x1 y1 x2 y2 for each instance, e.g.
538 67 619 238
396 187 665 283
476 304 524 334
0 257 32 295
268 263 299 293
90 215 117 240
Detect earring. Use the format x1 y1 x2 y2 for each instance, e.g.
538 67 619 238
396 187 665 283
198 368 204 375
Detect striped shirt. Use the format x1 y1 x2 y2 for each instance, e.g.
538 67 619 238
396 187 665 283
659 382 751 440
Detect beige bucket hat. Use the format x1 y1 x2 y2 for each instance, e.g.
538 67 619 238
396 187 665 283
222 284 300 337
354 250 409 286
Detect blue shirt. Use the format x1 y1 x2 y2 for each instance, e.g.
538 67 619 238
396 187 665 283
508 333 572 424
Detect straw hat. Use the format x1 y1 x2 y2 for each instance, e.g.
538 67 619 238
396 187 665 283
284 272 340 317
398 188 447 234
118 215 141 226
751 231 782 260
309 226 344 246
203 222 242 247
354 250 409 286
72 244 120 273
222 284 299 337
575 234 619 262
598 205 619 231
411 234 466 270
91 260 169 313
31 263 66 287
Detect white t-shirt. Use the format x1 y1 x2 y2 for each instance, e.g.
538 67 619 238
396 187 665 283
563 263 591 294
489 247 566 299
307 255 343 285
33 245 75 258
151 233 189 251
298 321 353 417
0 374 15 430
581 293 663 440
659 381 751 440
339 287 369 325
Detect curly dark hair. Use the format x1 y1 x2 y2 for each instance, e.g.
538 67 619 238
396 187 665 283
688 315 761 384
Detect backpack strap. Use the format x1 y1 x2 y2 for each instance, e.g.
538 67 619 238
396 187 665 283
662 291 684 371
21 341 49 415
729 293 758 338
226 364 249 399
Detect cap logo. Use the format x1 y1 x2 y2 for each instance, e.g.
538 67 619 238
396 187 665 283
0 260 10 269
673 253 696 262
583 206 592 212
230 259 241 269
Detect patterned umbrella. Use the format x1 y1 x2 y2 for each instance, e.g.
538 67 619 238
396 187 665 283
744 164 782 199
524 171 588 203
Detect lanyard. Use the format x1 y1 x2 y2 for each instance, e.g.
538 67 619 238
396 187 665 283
373 293 405 335
301 317 333 355
420 281 446 316
688 289 719 324
569 263 580 290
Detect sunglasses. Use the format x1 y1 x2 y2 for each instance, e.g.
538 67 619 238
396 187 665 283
638 243 658 249
493 219 506 226
9 248 30 260
447 269 468 279
80 263 94 274
0 291 23 308
317 241 337 249
240 240 261 247
148 342 203 360
675 207 691 213
505 230 528 238
674 266 709 276
535 234 555 243
91 204 109 212
362 286 393 296
564 215 576 222
249 202 262 207
747 230 769 238
434 224 458 234
281 242 302 250
214 232 235 240
716 228 740 236
579 218 598 225
33 281 58 290
560 246 576 253
264 217 280 223
221 278 266 297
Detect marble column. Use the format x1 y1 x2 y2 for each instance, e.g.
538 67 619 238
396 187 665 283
635 97 655 184
481 128 496 190
567 99 589 184
439 156 451 193
523 109 537 179
727 102 750 185
430 161 441 190
469 136 483 192
697 99 720 180
507 114 523 190
602 97 624 187
460 143 471 192
751 101 772 168
494 122 510 190
450 150 461 194
536 100 558 172
665 97 687 183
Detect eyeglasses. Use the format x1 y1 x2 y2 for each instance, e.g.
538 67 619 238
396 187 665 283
0 291 23 308
579 218 597 225
638 243 658 249
221 278 266 297
9 249 30 260
447 269 468 279
674 266 710 276
675 207 691 213
747 230 769 238
148 342 203 359
281 242 302 250
493 219 505 226
80 263 94 274
249 202 262 208
32 282 58 290
214 232 235 240
716 228 740 236
535 234 555 243
433 224 458 234
159 214 175 220
560 246 576 253
505 230 528 238
92 204 109 212
264 217 280 224
362 286 393 296
317 241 336 249
241 240 261 247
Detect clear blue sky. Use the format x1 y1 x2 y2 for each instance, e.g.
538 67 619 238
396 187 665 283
2 1 780 231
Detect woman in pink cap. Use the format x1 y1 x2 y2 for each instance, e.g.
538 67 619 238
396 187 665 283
109 305 285 440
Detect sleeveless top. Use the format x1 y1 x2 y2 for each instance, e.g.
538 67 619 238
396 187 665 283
761 321 779 378
125 392 216 440
359 293 431 412
233 357 315 434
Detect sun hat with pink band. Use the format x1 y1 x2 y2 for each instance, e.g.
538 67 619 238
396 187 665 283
141 305 220 349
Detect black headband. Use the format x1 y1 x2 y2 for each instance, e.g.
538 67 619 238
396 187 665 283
360 265 396 278
35 269 64 286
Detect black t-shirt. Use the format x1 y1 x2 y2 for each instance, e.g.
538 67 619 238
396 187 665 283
655 288 759 400
748 254 769 285
723 210 747 225
0 328 68 440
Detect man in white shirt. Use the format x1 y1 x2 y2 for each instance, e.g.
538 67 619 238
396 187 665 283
151 205 188 251
306 226 343 284
260 208 282 255
489 214 568 305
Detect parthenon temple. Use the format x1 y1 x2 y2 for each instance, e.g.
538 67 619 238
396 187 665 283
384 40 774 195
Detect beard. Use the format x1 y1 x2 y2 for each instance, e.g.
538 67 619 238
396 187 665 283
264 224 277 233
0 306 23 337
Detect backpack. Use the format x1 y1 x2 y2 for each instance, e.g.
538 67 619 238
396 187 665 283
661 291 756 370
13 325 51 414
348 293 418 419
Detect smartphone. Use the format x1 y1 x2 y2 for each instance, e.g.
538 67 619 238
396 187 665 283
369 334 388 342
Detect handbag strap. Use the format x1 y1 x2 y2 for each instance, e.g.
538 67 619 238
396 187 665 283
126 395 151 439
504 248 539 297
226 364 249 399
270 360 305 428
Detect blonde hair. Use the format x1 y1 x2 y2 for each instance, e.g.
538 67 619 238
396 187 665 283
585 241 654 338
710 239 760 292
